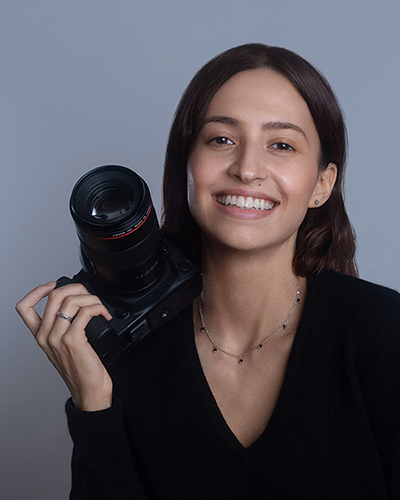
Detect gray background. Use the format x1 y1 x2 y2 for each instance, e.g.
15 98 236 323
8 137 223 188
1 0 399 498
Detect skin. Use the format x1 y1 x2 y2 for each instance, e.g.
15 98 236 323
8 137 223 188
16 282 113 411
16 68 337 444
188 68 337 447
187 68 337 259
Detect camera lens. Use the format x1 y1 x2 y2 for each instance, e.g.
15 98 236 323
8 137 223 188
90 187 133 221
70 165 164 293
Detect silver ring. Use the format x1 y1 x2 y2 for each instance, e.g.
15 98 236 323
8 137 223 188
57 311 73 322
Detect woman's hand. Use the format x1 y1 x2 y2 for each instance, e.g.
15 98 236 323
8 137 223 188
16 281 113 412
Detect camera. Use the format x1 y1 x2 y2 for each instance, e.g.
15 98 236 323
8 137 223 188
57 165 202 367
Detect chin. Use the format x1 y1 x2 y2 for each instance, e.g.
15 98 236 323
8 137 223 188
202 226 299 258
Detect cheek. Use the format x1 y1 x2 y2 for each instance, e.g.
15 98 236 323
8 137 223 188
186 161 197 207
186 153 212 201
284 167 319 203
186 160 205 221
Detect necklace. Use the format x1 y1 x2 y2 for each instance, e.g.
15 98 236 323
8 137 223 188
198 277 300 364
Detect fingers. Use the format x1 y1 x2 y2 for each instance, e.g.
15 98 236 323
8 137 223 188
16 281 112 343
43 295 111 348
35 285 110 349
15 281 57 335
17 281 114 411
64 301 113 333
45 300 114 411
45 301 110 373
40 283 91 336
49 293 106 331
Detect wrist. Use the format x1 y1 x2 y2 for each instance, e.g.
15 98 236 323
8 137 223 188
73 393 112 412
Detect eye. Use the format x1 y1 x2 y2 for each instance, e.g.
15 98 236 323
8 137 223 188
270 142 294 152
209 136 234 146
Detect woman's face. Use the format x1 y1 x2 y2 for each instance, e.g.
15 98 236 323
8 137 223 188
187 68 336 258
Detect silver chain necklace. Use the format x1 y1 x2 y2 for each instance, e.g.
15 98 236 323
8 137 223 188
198 277 300 364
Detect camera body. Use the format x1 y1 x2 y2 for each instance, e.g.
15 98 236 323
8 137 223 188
57 165 202 366
57 239 201 367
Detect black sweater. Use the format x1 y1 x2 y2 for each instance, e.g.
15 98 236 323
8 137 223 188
66 271 400 499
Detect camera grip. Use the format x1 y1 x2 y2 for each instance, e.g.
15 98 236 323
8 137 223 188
85 315 115 348
56 274 121 364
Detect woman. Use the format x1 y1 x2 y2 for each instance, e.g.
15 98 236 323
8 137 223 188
16 44 400 499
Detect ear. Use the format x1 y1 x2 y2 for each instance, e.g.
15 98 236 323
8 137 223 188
309 163 337 208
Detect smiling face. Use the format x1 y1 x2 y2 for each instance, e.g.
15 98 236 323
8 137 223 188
187 68 336 259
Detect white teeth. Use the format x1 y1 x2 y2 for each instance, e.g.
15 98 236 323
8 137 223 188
218 195 276 211
245 197 253 209
236 196 245 208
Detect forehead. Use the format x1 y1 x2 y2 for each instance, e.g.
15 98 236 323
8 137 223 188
205 68 317 136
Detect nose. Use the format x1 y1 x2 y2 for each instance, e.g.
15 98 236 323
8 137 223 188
228 141 267 184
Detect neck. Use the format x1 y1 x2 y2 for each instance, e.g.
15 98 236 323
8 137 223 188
198 243 305 354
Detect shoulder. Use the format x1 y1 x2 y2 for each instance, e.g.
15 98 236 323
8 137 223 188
305 271 400 381
307 270 400 324
304 271 400 365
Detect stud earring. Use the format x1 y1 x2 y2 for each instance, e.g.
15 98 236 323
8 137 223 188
314 200 319 205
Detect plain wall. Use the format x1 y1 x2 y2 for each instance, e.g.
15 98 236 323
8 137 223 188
1 0 399 498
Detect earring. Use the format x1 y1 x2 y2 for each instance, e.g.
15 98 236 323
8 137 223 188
314 200 319 205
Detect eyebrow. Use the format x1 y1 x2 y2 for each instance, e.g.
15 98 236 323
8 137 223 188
204 115 306 138
263 120 306 138
204 115 240 126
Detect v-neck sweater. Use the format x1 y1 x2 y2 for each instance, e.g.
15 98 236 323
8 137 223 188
66 270 400 499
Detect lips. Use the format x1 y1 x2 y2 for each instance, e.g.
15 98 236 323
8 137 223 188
216 194 277 211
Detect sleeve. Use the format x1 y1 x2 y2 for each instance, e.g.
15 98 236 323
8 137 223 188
65 396 148 500
360 290 400 499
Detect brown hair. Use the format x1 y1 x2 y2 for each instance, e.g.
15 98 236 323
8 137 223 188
161 43 357 277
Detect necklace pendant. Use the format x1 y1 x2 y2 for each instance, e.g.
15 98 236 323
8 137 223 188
198 277 300 364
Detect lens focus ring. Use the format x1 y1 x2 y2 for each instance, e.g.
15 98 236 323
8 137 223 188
80 215 160 271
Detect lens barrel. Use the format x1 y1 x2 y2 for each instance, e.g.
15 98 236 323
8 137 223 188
70 165 163 293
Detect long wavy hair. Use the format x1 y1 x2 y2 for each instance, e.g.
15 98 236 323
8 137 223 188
161 43 357 277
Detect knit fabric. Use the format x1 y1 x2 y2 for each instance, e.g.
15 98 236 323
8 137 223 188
66 271 400 499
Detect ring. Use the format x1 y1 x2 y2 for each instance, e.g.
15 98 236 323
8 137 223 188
57 311 74 322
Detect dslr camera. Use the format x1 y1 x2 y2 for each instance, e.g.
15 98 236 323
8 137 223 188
57 165 202 367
